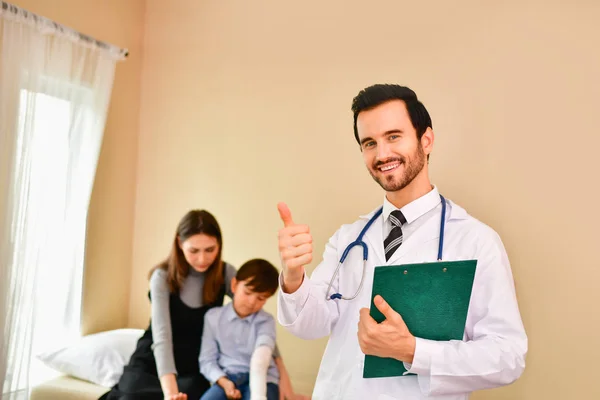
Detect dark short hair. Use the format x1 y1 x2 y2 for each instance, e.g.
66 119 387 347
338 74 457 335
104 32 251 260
351 84 433 144
236 258 279 295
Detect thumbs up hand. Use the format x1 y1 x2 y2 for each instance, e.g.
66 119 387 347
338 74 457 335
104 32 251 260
277 202 313 294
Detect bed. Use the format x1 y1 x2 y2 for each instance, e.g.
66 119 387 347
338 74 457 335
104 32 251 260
30 329 143 400
30 375 109 400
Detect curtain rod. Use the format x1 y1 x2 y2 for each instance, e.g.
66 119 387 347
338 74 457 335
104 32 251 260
1 1 129 59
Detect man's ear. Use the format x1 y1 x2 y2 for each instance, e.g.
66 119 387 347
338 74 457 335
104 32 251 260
230 277 238 294
421 127 434 156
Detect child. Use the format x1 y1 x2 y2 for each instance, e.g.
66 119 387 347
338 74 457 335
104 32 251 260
200 258 280 400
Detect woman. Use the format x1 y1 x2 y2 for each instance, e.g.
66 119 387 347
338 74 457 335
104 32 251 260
100 210 299 400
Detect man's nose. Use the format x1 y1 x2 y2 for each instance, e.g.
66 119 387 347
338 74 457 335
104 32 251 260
376 141 393 161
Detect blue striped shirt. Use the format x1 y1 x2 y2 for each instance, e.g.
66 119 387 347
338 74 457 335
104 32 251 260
199 303 279 384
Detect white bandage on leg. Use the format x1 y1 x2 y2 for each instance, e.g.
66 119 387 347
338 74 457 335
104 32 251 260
249 345 273 400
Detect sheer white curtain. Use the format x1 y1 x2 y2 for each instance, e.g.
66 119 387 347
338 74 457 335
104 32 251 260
0 3 125 396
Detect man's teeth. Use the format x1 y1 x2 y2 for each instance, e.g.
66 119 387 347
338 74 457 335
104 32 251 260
380 164 398 171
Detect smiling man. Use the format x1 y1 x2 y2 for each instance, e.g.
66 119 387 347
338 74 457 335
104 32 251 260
275 84 528 400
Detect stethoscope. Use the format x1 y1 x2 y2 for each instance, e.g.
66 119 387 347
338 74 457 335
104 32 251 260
326 195 447 301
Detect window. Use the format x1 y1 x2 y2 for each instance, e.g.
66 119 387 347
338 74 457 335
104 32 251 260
4 85 94 394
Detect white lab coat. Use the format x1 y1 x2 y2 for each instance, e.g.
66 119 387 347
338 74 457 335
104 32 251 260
277 195 527 400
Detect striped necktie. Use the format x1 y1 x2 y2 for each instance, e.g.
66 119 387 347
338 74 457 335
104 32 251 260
384 210 407 261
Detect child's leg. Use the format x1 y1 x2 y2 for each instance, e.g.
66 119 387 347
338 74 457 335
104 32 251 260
229 373 250 400
199 384 228 400
239 378 278 400
266 383 279 400
241 382 277 400
238 382 251 400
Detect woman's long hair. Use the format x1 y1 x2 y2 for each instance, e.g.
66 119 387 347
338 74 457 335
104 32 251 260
149 210 224 304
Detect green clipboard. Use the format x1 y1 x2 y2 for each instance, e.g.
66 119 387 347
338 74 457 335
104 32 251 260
363 260 477 379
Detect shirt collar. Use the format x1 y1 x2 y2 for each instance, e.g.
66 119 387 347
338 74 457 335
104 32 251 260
223 302 257 323
383 185 441 226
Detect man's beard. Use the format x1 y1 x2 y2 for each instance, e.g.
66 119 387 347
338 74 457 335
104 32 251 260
369 145 426 192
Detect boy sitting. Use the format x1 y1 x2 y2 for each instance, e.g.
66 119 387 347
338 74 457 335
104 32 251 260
200 258 280 400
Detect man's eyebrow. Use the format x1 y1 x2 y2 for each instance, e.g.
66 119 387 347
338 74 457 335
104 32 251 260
384 129 404 135
360 136 373 146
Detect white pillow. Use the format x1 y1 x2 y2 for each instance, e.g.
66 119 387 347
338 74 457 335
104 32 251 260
36 328 144 388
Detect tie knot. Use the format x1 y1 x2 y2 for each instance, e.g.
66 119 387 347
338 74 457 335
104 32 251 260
389 210 407 227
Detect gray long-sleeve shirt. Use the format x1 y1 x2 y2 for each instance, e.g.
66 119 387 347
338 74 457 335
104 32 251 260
149 263 280 378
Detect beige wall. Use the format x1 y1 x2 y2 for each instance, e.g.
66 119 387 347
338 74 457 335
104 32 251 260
10 0 145 334
14 0 600 398
130 1 600 398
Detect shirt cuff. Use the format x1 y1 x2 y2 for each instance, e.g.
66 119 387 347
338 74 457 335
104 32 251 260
205 367 227 385
404 337 444 376
277 271 310 326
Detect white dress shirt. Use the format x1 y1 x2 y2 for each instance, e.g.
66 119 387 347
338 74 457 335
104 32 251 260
277 186 527 400
382 189 441 240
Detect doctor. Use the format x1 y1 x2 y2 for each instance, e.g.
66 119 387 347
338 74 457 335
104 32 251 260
276 84 527 400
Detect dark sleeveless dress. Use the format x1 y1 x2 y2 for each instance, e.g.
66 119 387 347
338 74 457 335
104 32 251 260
99 278 226 400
